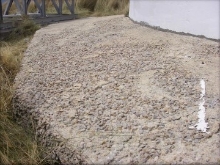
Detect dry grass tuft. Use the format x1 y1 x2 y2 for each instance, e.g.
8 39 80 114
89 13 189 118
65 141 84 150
9 16 40 40
0 17 44 164
80 0 129 17
0 39 44 164
0 109 43 164
76 0 98 12
0 41 23 78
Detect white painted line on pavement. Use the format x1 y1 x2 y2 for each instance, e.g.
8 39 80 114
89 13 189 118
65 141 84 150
195 79 209 133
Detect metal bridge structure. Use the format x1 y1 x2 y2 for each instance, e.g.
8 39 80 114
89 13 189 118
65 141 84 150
0 0 76 35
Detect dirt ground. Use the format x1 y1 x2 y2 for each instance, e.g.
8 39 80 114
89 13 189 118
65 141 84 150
14 15 220 164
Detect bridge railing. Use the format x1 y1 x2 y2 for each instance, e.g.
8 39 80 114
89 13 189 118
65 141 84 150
0 0 75 21
0 0 76 36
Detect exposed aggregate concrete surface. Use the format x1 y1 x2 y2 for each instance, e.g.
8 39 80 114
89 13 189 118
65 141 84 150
14 15 220 164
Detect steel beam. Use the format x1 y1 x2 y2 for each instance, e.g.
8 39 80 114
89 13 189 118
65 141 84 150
64 0 74 15
33 0 42 13
51 0 59 14
1 0 76 28
58 0 63 15
27 0 31 7
23 0 27 15
4 0 13 15
14 0 23 14
0 0 3 23
41 0 46 17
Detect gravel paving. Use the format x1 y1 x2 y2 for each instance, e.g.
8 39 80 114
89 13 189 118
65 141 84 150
14 15 220 164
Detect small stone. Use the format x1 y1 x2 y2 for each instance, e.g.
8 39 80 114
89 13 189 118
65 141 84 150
146 122 158 131
194 134 203 139
154 156 159 161
173 115 181 120
74 83 82 89
211 122 220 134
188 126 195 130
118 85 124 89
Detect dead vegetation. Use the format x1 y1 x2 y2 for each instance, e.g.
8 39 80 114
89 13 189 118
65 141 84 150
0 17 44 164
76 0 129 17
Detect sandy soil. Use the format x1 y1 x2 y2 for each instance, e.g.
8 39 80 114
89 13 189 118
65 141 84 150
14 15 220 164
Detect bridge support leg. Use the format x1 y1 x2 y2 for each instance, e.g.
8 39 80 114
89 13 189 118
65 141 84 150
72 0 75 17
41 0 46 17
59 0 63 15
4 0 13 15
14 0 23 14
23 0 27 15
64 0 75 16
0 0 3 23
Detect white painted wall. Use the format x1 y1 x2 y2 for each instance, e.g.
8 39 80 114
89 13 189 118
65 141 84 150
129 0 220 39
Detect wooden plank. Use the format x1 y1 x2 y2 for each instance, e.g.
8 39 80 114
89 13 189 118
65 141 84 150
51 0 59 14
4 0 13 15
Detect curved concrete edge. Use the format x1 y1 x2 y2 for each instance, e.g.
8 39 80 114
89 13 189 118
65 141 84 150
129 18 220 43
129 0 220 40
12 94 87 164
